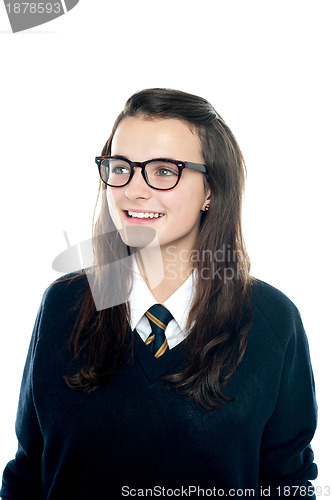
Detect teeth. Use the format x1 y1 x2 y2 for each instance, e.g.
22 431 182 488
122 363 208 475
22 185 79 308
127 211 164 219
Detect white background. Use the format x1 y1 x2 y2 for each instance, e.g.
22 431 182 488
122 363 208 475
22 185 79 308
0 0 331 489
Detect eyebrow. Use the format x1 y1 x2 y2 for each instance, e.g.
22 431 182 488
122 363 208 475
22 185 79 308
111 154 179 162
111 154 129 161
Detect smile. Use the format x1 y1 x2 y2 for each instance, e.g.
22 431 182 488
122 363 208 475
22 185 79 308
126 210 165 219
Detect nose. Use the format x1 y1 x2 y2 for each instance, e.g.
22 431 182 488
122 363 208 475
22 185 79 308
124 167 152 200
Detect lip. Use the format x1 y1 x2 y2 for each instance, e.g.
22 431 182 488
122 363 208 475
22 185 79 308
125 208 164 214
123 209 165 224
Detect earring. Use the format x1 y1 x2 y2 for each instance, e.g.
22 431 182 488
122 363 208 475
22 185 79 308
204 203 210 212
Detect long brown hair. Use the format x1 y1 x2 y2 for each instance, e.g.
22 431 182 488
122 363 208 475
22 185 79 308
64 88 254 409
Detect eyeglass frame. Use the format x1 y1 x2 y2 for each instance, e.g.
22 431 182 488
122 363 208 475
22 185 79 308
95 155 208 191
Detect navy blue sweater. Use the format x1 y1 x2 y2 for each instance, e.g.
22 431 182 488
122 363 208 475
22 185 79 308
1 274 317 499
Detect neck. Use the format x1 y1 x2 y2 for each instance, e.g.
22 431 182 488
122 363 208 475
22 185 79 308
136 244 194 303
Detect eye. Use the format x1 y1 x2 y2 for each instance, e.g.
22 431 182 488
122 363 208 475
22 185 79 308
156 167 177 177
109 158 131 174
147 161 179 178
112 165 130 175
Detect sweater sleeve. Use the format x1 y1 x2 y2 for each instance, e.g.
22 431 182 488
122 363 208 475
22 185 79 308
1 301 44 500
259 308 318 498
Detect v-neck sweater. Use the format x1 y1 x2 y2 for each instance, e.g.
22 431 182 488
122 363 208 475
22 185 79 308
1 273 317 499
129 257 194 348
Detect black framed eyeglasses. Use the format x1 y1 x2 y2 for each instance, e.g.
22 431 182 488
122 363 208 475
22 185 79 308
95 155 208 191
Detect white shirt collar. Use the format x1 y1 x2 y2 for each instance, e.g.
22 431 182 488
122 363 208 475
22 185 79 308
129 256 195 333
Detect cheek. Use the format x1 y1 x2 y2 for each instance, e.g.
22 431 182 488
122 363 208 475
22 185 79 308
169 183 205 222
172 206 202 230
106 188 123 228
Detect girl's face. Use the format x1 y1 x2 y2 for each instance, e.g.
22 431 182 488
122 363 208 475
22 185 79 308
106 116 210 255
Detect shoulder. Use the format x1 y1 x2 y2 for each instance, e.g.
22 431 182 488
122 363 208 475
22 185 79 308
23 272 91 358
249 278 305 352
250 278 298 315
40 270 90 317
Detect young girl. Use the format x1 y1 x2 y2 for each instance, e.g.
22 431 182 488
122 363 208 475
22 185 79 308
1 89 317 499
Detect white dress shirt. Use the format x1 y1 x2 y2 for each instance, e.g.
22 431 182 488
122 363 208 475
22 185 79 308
129 257 195 349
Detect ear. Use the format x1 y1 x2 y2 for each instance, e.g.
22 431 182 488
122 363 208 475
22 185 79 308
201 189 211 211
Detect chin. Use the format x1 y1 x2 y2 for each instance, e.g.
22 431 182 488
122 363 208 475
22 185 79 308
119 226 158 249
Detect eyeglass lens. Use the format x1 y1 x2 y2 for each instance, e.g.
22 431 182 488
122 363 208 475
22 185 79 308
100 158 180 189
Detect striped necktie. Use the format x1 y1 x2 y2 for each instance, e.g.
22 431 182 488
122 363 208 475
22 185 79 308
144 304 173 358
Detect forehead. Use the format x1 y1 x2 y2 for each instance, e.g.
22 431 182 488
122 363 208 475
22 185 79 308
111 116 203 162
